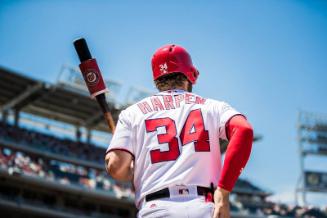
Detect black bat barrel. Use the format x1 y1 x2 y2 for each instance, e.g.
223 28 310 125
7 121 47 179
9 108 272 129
74 38 92 62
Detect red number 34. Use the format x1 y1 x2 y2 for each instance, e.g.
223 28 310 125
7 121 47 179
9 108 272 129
145 109 210 164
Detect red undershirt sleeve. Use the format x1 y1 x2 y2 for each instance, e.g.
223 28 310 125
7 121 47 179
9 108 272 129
217 115 253 192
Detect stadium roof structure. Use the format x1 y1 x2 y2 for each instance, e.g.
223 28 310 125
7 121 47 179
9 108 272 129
233 179 272 197
0 66 121 133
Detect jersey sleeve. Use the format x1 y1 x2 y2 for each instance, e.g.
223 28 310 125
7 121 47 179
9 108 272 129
106 110 134 157
218 102 243 140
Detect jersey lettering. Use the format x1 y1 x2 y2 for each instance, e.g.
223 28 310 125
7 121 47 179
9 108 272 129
163 95 175 110
137 102 153 114
174 94 184 108
151 97 165 111
137 94 206 114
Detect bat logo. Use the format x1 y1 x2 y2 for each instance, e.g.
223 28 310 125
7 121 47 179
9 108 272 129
85 70 99 86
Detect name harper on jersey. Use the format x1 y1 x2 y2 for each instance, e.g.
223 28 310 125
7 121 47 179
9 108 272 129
137 93 206 114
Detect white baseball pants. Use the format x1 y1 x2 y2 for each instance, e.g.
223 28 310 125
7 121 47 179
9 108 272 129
138 196 214 218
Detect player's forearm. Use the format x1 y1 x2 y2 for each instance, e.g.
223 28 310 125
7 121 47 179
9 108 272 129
109 165 133 182
218 116 253 191
213 187 230 218
107 164 132 181
105 152 133 182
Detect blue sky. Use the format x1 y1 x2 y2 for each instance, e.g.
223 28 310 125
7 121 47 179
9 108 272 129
1 0 327 206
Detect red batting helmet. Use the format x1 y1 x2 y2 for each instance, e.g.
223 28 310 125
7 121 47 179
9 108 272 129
151 44 199 84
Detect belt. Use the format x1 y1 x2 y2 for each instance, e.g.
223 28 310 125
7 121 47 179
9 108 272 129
145 186 212 202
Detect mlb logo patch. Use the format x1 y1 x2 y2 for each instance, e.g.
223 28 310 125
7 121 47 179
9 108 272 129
178 188 189 195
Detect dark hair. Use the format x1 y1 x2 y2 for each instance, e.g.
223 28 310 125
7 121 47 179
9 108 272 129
154 73 191 92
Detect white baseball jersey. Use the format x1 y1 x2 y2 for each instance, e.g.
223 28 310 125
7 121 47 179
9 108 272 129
107 89 241 208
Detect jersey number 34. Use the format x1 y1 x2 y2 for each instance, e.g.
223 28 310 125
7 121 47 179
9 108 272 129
145 109 210 164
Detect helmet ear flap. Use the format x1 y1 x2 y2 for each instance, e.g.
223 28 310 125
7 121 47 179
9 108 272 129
193 70 199 80
187 67 199 84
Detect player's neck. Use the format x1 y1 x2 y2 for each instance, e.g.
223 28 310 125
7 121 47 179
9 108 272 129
160 88 189 94
161 89 186 94
159 83 192 93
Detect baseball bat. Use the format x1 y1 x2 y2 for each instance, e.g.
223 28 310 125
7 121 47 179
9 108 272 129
73 38 116 133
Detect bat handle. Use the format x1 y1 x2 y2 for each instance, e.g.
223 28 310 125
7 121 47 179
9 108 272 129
95 94 116 133
104 112 116 134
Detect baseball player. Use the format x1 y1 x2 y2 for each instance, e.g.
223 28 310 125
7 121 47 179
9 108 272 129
105 45 253 218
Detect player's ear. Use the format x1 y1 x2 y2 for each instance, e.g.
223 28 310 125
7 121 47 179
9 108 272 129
153 80 161 92
187 81 192 92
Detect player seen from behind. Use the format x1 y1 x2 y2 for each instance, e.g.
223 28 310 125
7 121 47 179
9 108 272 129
105 44 253 218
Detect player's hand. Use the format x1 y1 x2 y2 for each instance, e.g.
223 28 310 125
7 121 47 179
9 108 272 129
212 187 230 218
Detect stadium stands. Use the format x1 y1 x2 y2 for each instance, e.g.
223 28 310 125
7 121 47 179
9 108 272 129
0 146 133 199
0 108 137 218
0 121 105 164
